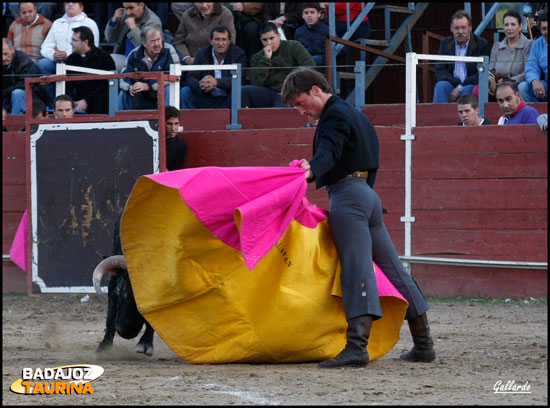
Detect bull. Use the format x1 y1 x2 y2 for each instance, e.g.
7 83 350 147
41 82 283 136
92 216 155 356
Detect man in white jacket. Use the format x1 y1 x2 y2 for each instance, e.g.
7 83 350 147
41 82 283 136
37 2 99 105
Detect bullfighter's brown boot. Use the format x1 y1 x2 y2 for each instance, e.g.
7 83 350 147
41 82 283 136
399 312 436 363
319 314 373 368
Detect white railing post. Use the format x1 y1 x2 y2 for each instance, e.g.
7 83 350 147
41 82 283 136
55 63 66 96
401 52 418 273
169 64 181 109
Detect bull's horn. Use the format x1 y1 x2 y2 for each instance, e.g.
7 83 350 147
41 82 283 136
92 255 127 300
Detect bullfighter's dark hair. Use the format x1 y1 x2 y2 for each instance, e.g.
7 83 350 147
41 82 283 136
281 67 331 106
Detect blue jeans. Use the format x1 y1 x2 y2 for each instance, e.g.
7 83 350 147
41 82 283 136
518 79 548 102
241 85 286 108
433 81 475 103
118 85 170 110
4 89 26 114
180 86 196 109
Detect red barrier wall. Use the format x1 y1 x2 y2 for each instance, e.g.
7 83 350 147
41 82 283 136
3 117 547 297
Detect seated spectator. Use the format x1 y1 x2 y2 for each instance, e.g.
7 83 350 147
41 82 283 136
65 26 116 114
334 2 370 40
165 105 187 171
6 2 59 21
518 11 547 102
495 81 539 125
473 10 532 100
294 3 329 71
180 25 250 109
228 2 264 63
7 2 52 63
104 3 162 72
170 3 194 23
456 93 491 126
38 3 99 74
260 3 304 40
38 2 99 105
118 27 182 111
248 22 315 107
53 94 76 118
2 37 43 114
174 3 236 65
433 10 490 103
19 97 47 131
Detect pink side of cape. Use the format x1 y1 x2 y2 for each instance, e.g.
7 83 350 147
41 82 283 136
9 209 28 272
146 166 326 270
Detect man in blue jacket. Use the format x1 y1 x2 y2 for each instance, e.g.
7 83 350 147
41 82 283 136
118 27 182 110
180 25 250 109
294 3 329 72
433 10 490 103
518 10 547 102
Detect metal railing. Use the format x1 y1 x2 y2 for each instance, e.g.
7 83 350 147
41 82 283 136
169 63 243 130
402 51 547 272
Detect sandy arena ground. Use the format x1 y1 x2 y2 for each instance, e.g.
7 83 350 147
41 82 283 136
2 294 547 405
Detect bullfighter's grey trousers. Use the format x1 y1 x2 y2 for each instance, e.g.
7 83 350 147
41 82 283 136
326 177 430 321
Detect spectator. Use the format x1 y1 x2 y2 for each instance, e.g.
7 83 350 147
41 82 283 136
174 3 236 66
473 10 533 100
248 22 315 107
170 3 194 23
294 3 329 71
53 94 75 118
2 37 42 114
433 10 490 103
180 25 250 109
104 3 162 72
38 3 99 74
65 26 116 114
496 80 539 125
165 105 187 171
260 3 304 40
229 2 264 63
456 93 491 126
38 2 99 106
118 27 182 110
6 2 59 21
518 10 547 102
7 2 52 63
334 2 370 40
19 97 48 131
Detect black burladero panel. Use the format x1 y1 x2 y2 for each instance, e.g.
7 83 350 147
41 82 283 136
30 121 159 293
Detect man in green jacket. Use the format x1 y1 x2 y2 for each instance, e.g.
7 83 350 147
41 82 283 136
247 22 315 107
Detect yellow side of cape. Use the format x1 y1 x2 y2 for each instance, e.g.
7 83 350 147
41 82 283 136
121 176 408 364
